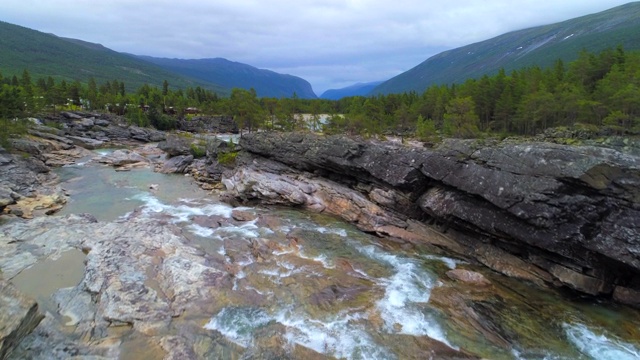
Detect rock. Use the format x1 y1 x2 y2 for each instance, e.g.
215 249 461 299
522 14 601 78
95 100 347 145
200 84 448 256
60 111 82 120
177 115 238 133
99 149 149 168
0 187 19 208
612 286 640 307
129 126 166 143
158 135 192 157
224 132 640 305
231 209 257 222
0 279 44 360
66 136 104 150
0 214 231 359
549 264 613 296
159 155 194 174
70 117 95 131
446 269 492 286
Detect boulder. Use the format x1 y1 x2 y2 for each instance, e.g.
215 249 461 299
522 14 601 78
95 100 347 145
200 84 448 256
98 149 148 167
158 155 193 174
157 135 191 157
0 279 44 360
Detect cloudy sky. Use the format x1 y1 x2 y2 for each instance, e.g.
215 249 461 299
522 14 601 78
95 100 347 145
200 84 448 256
0 0 633 94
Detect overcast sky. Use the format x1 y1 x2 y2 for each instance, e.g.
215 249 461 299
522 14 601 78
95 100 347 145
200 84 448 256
0 0 634 95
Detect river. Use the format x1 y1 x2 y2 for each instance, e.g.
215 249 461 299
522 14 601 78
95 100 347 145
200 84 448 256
10 148 640 359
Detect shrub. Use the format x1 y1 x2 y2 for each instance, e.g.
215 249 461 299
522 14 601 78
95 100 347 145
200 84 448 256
217 151 238 166
190 142 206 158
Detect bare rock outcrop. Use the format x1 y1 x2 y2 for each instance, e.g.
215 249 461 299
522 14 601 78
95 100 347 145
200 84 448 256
0 280 44 360
222 132 640 305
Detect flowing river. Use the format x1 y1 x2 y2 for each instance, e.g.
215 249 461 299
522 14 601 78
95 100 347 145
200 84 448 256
11 148 640 359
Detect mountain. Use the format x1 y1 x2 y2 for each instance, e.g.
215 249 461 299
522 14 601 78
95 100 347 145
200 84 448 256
135 56 317 99
320 81 384 100
373 2 640 95
0 21 228 94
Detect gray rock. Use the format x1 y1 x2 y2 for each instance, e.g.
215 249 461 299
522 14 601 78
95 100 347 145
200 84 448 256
158 135 192 157
0 214 228 359
159 155 193 174
66 136 104 150
98 149 148 167
227 132 640 303
0 279 44 360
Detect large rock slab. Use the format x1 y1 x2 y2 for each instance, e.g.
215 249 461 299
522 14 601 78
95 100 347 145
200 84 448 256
228 132 640 303
0 279 44 360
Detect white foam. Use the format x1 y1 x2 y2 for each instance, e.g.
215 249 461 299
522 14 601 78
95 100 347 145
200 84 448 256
315 227 348 237
564 323 640 360
297 246 334 268
357 245 452 346
421 254 463 269
204 307 272 347
276 309 393 359
212 221 259 239
133 192 233 222
188 224 215 238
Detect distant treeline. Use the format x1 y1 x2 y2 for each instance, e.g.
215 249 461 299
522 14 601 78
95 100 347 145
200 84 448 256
1 46 639 138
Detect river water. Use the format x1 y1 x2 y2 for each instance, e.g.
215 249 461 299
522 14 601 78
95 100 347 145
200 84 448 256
14 148 640 359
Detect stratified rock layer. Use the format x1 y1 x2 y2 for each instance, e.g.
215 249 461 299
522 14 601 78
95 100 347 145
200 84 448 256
223 132 640 303
0 279 43 360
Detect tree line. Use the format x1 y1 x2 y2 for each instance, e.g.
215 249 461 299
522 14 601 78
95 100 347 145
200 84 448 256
2 46 639 140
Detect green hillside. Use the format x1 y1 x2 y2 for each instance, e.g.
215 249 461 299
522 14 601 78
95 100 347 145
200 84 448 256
135 56 318 99
0 21 229 94
373 2 640 94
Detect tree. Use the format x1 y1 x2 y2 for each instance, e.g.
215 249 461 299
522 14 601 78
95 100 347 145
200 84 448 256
229 88 262 135
162 80 169 96
442 96 480 138
415 115 438 142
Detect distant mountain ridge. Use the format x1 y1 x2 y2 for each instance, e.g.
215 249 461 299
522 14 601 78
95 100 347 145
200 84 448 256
0 20 317 98
135 56 318 99
0 20 228 94
320 81 383 100
373 2 640 94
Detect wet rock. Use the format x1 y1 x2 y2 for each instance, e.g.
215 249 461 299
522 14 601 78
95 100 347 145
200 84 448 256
231 209 257 222
0 279 44 360
612 286 640 307
308 283 370 308
549 264 613 295
446 269 492 287
160 336 197 360
98 149 149 167
192 215 225 228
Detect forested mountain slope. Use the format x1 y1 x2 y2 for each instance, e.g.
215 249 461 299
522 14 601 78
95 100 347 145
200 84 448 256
0 21 228 94
373 2 640 94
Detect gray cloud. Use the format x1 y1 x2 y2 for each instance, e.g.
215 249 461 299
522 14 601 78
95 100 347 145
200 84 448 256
0 0 631 94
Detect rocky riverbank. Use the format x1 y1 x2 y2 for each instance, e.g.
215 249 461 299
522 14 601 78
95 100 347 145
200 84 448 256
3 120 640 359
220 132 640 306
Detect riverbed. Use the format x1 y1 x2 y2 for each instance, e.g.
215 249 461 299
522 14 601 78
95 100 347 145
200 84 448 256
7 148 640 359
